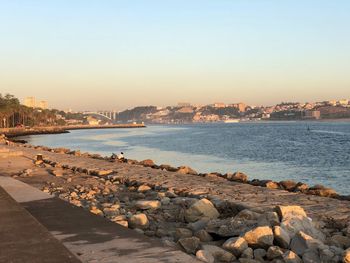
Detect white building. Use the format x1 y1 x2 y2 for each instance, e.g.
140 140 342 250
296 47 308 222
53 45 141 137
24 97 36 108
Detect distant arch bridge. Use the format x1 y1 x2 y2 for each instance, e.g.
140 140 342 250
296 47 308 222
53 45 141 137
83 111 117 122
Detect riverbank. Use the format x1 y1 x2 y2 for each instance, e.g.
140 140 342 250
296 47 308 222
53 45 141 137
0 123 146 138
1 141 350 262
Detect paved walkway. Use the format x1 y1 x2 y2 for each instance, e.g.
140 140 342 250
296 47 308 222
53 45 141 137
0 176 199 263
0 184 80 263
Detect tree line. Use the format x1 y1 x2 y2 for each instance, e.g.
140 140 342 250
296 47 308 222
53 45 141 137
0 93 62 128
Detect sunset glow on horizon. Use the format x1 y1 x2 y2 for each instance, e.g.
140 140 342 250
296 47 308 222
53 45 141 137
1 0 349 110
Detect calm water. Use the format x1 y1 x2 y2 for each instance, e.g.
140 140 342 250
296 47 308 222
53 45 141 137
20 122 350 195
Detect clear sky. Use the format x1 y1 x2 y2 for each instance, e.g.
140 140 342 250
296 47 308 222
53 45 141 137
0 0 349 111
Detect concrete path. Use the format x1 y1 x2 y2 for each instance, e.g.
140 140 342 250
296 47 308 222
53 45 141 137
0 185 80 263
0 176 199 263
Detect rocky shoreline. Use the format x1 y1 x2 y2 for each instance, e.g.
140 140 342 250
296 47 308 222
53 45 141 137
15 141 350 202
2 137 350 263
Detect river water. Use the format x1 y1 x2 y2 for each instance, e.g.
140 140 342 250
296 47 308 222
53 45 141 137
20 122 350 195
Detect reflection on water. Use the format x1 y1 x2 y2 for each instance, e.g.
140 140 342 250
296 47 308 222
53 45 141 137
20 122 350 195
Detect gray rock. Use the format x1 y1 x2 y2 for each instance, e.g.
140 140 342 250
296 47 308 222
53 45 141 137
239 259 261 263
290 231 323 256
178 237 200 254
184 198 219 223
241 247 254 259
253 248 266 261
329 234 350 249
302 249 321 263
161 197 171 205
282 250 302 263
258 211 280 227
266 246 283 260
155 228 168 238
194 230 213 242
196 250 214 263
188 218 210 232
273 225 291 248
206 210 259 237
319 247 336 263
175 228 193 240
222 237 248 257
201 245 235 262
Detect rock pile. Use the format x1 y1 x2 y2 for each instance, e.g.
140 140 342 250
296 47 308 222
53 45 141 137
17 142 350 201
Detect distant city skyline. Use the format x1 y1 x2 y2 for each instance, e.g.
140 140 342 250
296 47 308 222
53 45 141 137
1 1 349 111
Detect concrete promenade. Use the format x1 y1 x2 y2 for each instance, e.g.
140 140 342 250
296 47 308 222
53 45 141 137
0 183 80 263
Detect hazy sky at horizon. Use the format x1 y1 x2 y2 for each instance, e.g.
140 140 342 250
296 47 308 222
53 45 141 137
0 0 349 111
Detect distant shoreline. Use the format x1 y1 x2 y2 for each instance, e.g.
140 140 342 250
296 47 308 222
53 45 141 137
0 124 146 138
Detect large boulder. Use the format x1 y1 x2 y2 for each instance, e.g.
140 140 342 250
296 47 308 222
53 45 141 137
185 198 219 223
242 226 274 249
307 185 338 197
276 205 325 242
129 213 149 229
205 210 258 237
226 171 248 182
290 231 323 256
279 180 298 191
177 166 198 175
139 159 155 167
201 245 235 262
